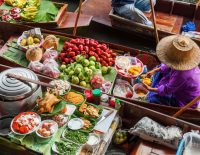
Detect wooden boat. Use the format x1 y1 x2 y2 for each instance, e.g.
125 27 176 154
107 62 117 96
0 64 200 154
0 22 200 125
0 1 92 29
109 0 200 44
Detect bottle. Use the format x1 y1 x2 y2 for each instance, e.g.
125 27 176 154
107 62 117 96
92 89 102 105
115 99 121 110
84 89 93 102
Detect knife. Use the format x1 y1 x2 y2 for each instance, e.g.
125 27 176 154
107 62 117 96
96 109 113 125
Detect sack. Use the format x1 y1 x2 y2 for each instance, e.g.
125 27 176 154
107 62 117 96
129 117 183 149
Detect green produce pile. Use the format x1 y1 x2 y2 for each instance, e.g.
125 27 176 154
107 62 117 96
63 129 88 144
113 130 128 145
54 141 78 155
59 55 114 88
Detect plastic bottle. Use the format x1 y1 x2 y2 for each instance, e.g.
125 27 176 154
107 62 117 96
92 89 102 105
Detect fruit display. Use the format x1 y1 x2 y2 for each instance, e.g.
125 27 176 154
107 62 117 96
20 36 41 47
64 91 85 105
26 47 43 61
113 130 128 145
58 38 116 66
59 55 113 89
3 0 40 22
11 112 41 134
37 120 58 137
115 56 143 78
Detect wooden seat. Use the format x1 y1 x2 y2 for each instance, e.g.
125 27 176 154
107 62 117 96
130 139 176 155
145 12 184 34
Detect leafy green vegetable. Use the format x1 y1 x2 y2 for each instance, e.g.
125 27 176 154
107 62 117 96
33 0 59 22
55 141 78 155
64 129 88 144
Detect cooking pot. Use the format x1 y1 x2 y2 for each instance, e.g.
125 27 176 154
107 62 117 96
0 68 42 115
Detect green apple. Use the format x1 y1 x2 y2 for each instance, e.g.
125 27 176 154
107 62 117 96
80 81 87 87
95 62 101 69
84 67 89 72
89 65 96 71
59 73 65 79
102 66 108 74
75 67 82 74
60 64 66 71
75 63 83 69
78 72 85 81
71 76 79 84
89 56 96 62
107 66 112 73
89 61 95 66
86 69 93 76
76 55 84 63
86 83 91 88
83 59 89 67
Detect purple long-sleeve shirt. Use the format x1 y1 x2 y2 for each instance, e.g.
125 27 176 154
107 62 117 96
157 64 200 107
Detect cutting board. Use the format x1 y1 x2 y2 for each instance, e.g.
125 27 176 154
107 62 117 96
94 107 117 133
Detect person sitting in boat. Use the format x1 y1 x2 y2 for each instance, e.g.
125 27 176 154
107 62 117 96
143 35 200 108
111 0 156 25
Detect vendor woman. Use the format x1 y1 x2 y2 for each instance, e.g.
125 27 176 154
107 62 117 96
143 35 200 108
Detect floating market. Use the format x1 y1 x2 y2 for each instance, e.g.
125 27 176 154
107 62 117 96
0 0 200 155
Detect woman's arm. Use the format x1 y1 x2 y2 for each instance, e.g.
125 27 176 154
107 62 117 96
146 67 161 77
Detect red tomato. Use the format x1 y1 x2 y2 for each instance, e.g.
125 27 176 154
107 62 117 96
84 39 90 45
84 46 89 52
79 45 84 51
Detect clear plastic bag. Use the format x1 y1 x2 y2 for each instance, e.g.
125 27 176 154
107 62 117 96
43 58 59 68
129 117 183 149
42 49 58 61
183 131 200 155
43 63 60 78
28 61 44 73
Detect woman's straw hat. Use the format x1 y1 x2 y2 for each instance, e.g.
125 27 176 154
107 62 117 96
156 35 200 70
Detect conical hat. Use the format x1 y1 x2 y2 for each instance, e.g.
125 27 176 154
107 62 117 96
156 35 200 70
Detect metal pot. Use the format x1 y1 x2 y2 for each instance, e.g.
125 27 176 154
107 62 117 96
0 68 42 115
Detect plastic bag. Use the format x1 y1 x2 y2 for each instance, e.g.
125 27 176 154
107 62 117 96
129 117 183 149
43 64 60 78
182 131 200 155
42 49 58 61
101 80 112 93
43 58 59 68
28 61 44 73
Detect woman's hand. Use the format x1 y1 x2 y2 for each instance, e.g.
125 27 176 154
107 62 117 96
142 82 158 92
145 67 161 77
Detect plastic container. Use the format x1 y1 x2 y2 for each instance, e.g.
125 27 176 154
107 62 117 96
92 89 102 105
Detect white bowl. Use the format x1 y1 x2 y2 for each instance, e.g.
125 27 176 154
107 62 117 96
11 112 41 136
36 120 58 139
86 133 100 146
68 118 84 130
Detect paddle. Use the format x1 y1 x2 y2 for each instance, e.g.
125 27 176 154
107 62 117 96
150 0 159 44
73 0 83 36
173 95 200 118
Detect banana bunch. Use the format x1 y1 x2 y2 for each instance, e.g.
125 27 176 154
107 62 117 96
27 0 40 7
4 0 14 6
20 6 38 21
13 0 27 8
5 0 26 8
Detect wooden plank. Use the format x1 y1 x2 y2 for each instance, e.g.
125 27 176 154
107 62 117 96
56 12 93 29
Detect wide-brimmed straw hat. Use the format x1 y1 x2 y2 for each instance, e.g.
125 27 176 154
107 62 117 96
156 35 200 70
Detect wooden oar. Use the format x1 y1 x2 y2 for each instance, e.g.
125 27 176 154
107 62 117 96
150 0 159 44
73 0 83 36
6 73 55 89
173 95 200 118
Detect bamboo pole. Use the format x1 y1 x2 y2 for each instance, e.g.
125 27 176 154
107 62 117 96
149 0 159 44
173 95 200 118
73 0 83 36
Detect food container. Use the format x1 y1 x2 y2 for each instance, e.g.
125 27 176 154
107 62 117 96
0 115 14 136
80 144 94 155
87 133 100 146
36 120 58 143
0 68 42 115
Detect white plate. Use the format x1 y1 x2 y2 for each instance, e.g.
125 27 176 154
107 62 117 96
65 104 77 116
68 118 84 130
